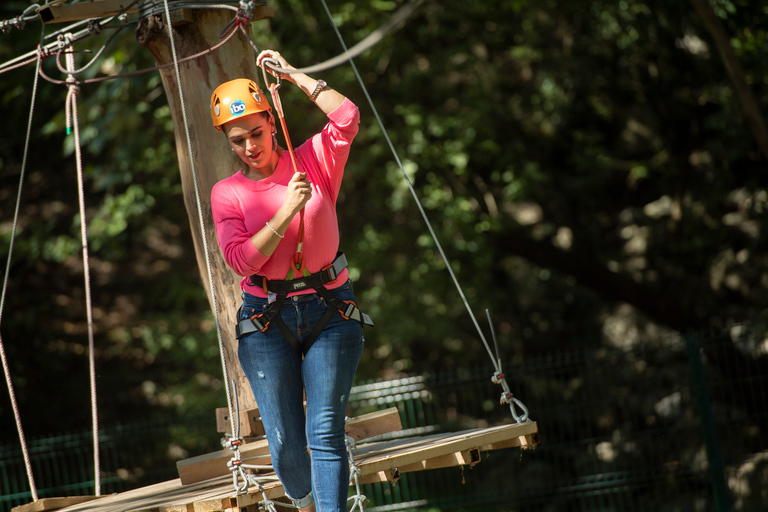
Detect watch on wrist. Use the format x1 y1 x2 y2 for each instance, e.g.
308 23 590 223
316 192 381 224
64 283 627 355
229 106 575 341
309 80 327 102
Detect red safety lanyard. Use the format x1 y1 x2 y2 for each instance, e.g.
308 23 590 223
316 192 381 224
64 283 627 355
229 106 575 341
262 60 307 279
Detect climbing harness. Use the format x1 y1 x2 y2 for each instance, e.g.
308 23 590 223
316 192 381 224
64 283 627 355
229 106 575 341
236 252 374 355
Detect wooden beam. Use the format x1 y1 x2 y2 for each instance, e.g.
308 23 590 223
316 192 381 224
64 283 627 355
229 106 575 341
38 0 140 24
352 422 539 477
345 407 402 441
177 439 271 485
37 0 274 25
215 406 265 438
397 448 481 473
479 431 540 451
357 468 401 485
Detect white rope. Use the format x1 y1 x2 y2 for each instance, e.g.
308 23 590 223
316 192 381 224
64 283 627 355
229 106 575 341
346 436 367 511
318 0 531 423
160 0 236 435
64 42 102 496
0 28 45 503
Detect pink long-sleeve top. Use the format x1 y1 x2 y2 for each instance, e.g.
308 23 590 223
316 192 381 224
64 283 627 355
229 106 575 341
211 98 360 298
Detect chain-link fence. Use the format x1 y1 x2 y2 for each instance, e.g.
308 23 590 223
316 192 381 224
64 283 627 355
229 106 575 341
2 324 767 511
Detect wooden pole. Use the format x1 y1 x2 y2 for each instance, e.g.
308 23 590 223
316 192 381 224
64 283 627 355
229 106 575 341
136 7 271 417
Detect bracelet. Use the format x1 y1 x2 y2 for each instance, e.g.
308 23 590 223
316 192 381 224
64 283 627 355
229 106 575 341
265 221 284 238
309 80 327 102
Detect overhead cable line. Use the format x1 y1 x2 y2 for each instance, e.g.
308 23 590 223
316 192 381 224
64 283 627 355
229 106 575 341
0 24 46 505
262 0 424 77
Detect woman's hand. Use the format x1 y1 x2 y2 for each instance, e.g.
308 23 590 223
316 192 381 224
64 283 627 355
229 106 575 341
283 171 312 216
257 49 297 84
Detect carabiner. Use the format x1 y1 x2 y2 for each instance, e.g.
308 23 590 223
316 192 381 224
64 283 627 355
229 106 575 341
260 57 282 93
260 57 284 119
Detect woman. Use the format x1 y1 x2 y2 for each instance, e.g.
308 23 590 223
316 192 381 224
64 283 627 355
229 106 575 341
210 50 371 512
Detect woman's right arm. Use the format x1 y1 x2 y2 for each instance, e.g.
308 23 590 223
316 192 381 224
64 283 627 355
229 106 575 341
211 173 312 275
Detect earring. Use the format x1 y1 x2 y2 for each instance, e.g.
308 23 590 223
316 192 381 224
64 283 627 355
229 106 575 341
272 132 278 152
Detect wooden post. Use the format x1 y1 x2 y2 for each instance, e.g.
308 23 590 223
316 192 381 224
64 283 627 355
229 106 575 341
136 7 272 416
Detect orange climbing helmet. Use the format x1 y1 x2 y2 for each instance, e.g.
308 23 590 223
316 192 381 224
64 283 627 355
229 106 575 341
210 78 271 131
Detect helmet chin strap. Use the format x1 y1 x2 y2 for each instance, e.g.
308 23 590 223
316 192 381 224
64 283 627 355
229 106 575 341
261 58 308 279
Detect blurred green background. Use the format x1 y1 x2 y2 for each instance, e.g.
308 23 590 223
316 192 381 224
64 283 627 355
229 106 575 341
1 0 766 510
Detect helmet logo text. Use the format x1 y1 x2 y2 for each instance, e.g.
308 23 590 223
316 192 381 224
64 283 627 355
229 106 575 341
230 100 247 116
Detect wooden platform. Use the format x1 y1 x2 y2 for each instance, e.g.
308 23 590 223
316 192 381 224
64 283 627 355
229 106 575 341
15 421 538 512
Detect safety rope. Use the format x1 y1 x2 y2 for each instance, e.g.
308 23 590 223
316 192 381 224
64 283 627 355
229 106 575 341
160 0 237 437
0 26 46 505
317 0 530 423
64 41 102 496
345 436 367 511
259 58 307 278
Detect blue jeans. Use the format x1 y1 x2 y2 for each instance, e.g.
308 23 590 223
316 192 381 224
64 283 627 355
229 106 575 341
237 281 364 511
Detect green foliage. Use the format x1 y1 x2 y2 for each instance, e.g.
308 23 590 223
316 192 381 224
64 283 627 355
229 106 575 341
1 0 767 475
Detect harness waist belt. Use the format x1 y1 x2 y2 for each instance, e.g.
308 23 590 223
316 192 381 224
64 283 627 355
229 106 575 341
235 252 373 348
252 251 348 294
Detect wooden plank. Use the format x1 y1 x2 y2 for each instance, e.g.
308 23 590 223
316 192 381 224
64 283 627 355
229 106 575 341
176 440 271 485
47 423 538 512
351 422 539 477
189 407 401 483
54 477 232 512
38 0 140 24
12 497 101 512
345 407 402 441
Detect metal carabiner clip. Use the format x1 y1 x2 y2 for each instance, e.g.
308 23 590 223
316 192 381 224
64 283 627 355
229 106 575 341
260 57 284 118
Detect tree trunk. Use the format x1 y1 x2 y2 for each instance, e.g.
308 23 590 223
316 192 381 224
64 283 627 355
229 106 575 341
136 8 265 417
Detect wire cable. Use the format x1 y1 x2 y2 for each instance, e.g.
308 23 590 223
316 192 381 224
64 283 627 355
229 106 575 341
0 25 46 504
318 0 530 423
35 25 238 84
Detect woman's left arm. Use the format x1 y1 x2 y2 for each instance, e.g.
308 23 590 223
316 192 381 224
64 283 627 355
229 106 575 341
256 50 345 114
